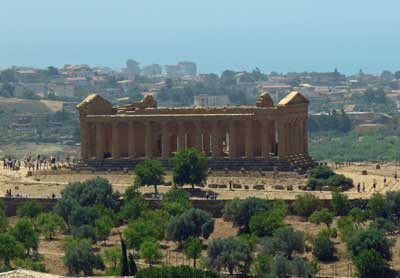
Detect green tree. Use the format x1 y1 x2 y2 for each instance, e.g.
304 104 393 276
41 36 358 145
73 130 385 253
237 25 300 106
35 213 65 239
162 188 192 216
60 177 119 209
249 207 286 237
331 190 349 216
118 194 148 222
312 233 337 262
183 237 202 267
348 228 393 260
134 160 165 194
205 237 252 275
223 197 271 232
309 208 334 228
95 215 114 243
165 208 214 242
261 226 305 260
103 246 121 275
124 211 167 250
71 225 97 243
337 215 356 242
353 249 389 278
139 240 162 267
293 193 320 218
17 201 43 219
0 233 24 268
268 255 317 278
368 193 389 219
135 265 220 278
63 238 104 276
11 219 39 256
171 148 208 188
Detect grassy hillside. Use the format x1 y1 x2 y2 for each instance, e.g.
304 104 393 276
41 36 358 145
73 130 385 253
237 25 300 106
0 97 63 113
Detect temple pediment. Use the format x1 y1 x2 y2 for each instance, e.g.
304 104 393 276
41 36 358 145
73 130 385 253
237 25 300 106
278 91 309 106
77 94 114 115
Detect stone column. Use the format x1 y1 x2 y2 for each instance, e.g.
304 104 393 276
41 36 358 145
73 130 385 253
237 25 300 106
177 122 185 150
128 122 136 159
195 121 202 152
161 122 169 159
80 120 89 160
245 120 253 158
145 121 152 159
261 121 269 158
298 119 303 154
203 133 210 156
229 120 237 158
95 122 104 160
112 122 120 159
303 118 308 154
211 121 220 158
277 120 287 159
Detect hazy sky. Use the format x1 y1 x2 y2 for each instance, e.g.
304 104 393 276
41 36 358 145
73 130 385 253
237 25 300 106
1 0 400 74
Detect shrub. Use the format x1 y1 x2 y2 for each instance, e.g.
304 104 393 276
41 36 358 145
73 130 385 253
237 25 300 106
293 193 320 217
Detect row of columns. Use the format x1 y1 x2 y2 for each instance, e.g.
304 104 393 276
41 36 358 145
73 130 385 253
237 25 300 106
277 118 307 157
81 117 308 160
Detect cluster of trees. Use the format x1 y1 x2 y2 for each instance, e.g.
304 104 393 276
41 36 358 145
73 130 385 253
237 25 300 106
309 127 400 162
0 200 56 272
351 87 397 112
308 110 352 133
306 166 353 191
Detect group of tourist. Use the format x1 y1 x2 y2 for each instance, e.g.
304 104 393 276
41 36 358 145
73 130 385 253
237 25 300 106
2 155 75 172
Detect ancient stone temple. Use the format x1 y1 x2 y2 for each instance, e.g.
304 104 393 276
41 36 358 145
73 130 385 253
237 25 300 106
77 92 310 170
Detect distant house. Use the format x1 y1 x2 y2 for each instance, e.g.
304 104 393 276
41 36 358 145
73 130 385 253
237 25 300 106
60 65 94 79
48 82 75 98
194 95 230 107
257 84 291 103
15 69 39 83
14 83 48 98
141 64 162 77
65 77 88 87
165 61 197 79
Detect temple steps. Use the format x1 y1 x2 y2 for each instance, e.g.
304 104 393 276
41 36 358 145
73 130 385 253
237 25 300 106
73 156 315 174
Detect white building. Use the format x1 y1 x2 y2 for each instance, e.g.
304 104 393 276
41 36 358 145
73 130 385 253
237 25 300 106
194 95 230 107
